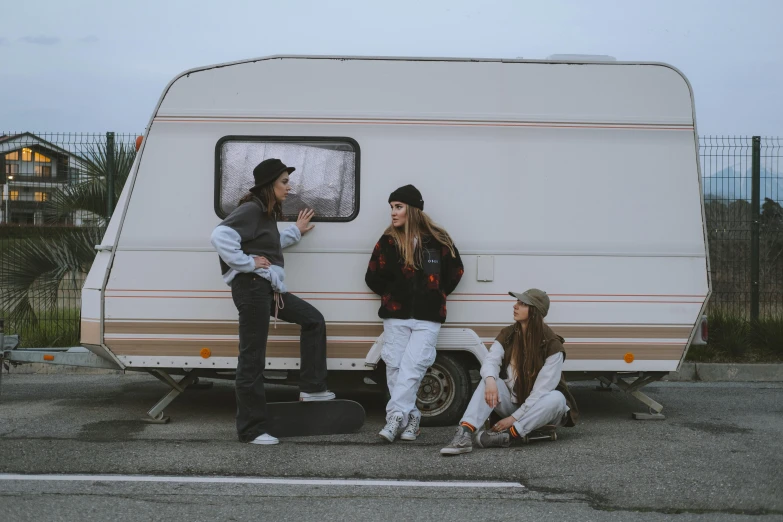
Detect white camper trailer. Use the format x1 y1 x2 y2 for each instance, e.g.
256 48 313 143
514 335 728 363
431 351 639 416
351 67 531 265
6 56 710 424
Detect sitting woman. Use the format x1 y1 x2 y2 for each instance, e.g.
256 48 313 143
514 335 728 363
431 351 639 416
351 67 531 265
440 288 579 455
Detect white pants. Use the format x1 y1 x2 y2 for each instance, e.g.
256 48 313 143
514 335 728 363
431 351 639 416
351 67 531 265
460 379 569 437
382 318 440 425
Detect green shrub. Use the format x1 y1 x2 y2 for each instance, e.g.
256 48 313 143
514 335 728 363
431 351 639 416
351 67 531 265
686 312 783 362
5 309 81 348
749 316 783 360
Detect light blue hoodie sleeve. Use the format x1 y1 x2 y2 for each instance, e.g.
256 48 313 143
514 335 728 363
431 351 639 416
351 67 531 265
211 225 256 273
280 224 301 249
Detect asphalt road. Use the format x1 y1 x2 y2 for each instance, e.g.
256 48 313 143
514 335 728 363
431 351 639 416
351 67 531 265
0 372 781 521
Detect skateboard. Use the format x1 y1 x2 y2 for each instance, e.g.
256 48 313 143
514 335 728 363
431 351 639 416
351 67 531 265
520 424 558 443
265 399 365 438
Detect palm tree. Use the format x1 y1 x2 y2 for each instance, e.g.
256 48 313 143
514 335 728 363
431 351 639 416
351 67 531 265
44 141 137 226
0 141 136 330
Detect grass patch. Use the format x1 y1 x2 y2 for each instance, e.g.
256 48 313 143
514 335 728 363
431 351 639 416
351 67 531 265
4 308 81 348
686 312 783 363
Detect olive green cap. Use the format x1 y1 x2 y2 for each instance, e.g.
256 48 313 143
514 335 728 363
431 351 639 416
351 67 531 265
509 288 550 317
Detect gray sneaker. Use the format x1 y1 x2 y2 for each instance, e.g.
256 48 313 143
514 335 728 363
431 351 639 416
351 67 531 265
440 427 473 455
400 414 421 441
379 413 404 442
475 429 511 449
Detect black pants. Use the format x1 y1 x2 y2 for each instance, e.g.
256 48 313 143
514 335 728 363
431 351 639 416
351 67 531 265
231 273 328 442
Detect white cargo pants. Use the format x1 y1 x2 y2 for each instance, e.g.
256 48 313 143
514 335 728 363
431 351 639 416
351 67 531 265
382 318 440 425
460 379 569 437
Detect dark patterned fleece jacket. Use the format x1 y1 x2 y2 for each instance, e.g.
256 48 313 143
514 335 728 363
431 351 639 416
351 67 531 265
365 234 464 324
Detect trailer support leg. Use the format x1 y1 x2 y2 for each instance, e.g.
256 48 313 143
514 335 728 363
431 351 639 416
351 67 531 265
598 374 666 420
144 370 201 424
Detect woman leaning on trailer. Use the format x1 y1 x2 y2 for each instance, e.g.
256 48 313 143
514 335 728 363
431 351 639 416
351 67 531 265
365 184 465 442
211 158 334 446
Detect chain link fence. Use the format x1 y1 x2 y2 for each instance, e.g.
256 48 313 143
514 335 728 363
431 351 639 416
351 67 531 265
0 132 137 346
701 136 783 319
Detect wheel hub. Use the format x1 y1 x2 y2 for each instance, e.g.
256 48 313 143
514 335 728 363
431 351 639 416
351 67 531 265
417 363 456 417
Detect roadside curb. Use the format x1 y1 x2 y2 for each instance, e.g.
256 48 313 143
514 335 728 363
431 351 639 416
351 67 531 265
664 362 783 382
1 363 121 375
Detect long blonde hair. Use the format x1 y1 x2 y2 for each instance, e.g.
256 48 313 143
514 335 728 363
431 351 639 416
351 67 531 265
385 205 456 268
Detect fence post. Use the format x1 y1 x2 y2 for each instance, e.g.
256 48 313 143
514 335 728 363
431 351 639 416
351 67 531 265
106 132 115 218
750 136 761 322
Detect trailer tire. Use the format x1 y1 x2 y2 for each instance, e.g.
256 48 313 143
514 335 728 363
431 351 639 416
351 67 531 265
418 353 471 427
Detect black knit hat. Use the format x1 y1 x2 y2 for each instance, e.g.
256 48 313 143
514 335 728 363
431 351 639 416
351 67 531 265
388 184 424 210
252 158 295 191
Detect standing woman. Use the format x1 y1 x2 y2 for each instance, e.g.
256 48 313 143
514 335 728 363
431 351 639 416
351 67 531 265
211 158 334 446
365 184 464 442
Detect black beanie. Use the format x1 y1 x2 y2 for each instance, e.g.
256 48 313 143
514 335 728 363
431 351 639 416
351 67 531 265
388 184 424 210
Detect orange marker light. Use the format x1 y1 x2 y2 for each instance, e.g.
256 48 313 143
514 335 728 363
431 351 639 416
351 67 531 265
624 352 634 363
135 135 143 152
43 354 55 361
200 347 211 359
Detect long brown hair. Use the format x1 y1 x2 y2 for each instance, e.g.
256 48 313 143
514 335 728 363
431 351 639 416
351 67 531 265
384 205 456 268
238 183 282 220
505 306 546 402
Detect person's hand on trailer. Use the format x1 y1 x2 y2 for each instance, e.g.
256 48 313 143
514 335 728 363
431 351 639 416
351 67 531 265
296 209 315 235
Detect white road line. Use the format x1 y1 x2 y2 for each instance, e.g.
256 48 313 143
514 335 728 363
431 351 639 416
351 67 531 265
0 474 523 489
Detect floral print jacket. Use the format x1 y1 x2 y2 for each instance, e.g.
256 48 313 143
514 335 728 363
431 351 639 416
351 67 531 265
365 234 464 323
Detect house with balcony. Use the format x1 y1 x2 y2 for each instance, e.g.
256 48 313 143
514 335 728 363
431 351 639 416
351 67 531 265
0 133 92 225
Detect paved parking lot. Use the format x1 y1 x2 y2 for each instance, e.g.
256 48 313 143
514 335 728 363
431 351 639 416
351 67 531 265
0 372 781 520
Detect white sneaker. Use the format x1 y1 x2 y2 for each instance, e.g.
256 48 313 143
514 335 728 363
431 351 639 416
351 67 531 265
379 413 404 442
400 413 421 441
299 390 336 402
249 433 279 445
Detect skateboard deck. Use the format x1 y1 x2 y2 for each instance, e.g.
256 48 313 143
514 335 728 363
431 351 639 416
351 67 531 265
521 424 558 443
266 399 365 438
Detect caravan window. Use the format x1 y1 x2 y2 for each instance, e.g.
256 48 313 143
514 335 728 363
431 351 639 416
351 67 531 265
215 137 360 221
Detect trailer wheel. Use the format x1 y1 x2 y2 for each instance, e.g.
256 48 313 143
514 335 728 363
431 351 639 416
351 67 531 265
417 353 471 427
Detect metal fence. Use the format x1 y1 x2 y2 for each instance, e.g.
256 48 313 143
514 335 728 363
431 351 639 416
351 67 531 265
0 131 781 346
701 136 783 319
0 132 138 346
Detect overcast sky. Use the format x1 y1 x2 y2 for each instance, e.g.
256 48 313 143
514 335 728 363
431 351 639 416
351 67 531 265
1 0 781 136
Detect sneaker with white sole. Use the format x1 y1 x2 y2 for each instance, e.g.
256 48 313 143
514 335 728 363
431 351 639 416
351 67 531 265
379 413 404 442
475 429 510 449
440 427 473 455
400 413 421 441
299 390 336 402
249 433 279 445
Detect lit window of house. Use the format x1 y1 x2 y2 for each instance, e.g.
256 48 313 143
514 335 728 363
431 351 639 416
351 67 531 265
34 152 51 163
9 190 19 201
5 164 19 175
34 191 49 202
5 151 19 161
34 165 52 177
21 148 33 162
